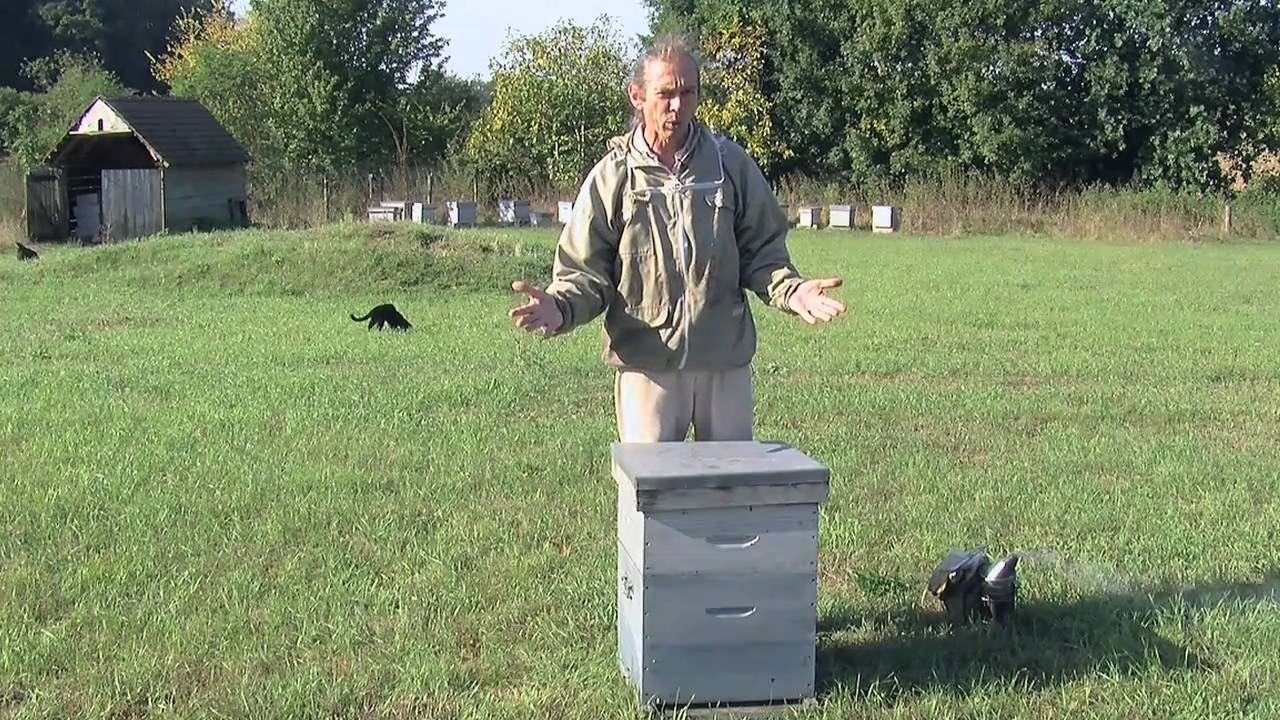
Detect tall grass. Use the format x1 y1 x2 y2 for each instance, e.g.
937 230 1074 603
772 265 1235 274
777 170 1280 242
258 165 1280 242
248 164 574 229
0 160 23 250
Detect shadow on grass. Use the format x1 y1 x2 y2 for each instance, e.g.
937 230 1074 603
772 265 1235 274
816 570 1280 699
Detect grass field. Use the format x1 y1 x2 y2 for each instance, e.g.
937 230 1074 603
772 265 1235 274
2 224 1278 719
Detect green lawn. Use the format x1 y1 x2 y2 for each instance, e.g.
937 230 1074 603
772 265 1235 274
1 224 1278 719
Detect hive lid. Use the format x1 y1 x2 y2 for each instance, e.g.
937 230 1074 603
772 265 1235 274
611 441 830 491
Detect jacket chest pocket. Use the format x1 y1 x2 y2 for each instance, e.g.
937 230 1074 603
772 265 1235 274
617 192 664 309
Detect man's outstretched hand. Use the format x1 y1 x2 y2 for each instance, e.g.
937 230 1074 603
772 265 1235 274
510 280 564 336
788 278 846 324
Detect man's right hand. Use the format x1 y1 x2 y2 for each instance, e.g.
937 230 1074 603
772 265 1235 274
509 280 564 336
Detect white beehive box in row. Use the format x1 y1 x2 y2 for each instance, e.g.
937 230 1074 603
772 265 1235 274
372 201 435 224
364 199 582 227
612 441 830 707
447 201 476 227
497 199 530 225
411 203 436 224
367 205 400 223
828 204 854 229
791 204 903 232
797 206 822 229
872 205 901 233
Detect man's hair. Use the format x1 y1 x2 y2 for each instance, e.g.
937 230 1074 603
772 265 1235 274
627 33 702 128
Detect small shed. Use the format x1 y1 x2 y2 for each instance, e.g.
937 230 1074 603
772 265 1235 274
27 95 251 242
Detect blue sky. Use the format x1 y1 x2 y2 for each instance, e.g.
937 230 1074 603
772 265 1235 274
227 0 652 79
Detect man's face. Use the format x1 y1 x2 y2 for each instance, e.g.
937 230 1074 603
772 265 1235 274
629 56 699 148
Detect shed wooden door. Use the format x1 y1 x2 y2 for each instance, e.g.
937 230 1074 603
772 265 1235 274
25 167 69 240
102 169 163 240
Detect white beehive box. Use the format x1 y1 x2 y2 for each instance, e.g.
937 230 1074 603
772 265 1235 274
447 201 476 227
411 203 436 224
497 199 530 225
872 205 901 233
367 205 400 223
828 204 854 229
797 206 822 229
612 441 830 707
558 200 574 223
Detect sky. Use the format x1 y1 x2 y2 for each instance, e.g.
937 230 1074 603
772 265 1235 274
227 0 653 79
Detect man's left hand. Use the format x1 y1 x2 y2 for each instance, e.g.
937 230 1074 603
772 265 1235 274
787 278 846 324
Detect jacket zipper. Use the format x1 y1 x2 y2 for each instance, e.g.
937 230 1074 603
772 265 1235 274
675 186 693 370
632 133 726 371
674 139 724 371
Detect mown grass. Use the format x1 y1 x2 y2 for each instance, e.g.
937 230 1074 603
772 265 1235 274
1 224 1278 719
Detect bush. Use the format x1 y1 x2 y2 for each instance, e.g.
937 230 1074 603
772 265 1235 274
2 54 131 171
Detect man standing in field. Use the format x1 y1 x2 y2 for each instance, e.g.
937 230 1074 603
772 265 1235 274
510 34 845 442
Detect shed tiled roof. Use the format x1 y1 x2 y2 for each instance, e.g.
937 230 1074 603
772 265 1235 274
102 96 250 166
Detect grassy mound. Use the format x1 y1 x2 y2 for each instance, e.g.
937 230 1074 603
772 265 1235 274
4 222 556 296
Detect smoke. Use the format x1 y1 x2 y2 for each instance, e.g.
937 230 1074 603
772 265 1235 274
1014 547 1144 595
1015 547 1280 608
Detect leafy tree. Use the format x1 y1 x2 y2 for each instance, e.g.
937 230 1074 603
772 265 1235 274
0 54 130 169
465 18 631 195
0 87 28 155
152 1 278 171
250 0 446 174
394 70 489 168
0 2 50 92
697 14 790 173
649 0 1280 190
156 0 452 177
1077 0 1280 189
1 1 213 92
1267 68 1280 153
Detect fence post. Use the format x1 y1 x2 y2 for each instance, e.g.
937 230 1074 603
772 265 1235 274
1223 202 1233 235
427 172 434 205
367 173 374 203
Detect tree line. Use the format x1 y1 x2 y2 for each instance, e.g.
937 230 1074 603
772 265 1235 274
1 0 1278 198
